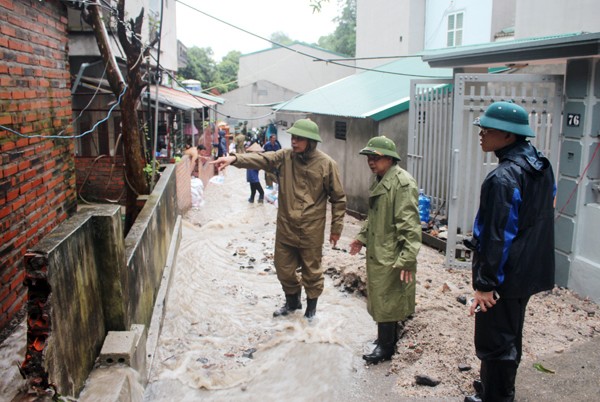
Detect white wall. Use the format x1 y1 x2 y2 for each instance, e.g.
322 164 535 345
68 0 178 73
219 80 298 129
237 43 354 94
151 0 179 72
355 0 425 69
515 0 600 39
424 0 493 50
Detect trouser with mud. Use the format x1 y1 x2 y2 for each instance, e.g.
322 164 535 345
470 296 529 402
273 241 323 317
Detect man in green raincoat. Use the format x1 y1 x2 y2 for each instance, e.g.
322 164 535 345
211 119 346 320
349 136 421 364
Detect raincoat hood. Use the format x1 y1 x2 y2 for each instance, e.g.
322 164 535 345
496 141 550 177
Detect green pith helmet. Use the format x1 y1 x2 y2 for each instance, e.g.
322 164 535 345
359 136 401 160
287 119 322 142
474 101 535 137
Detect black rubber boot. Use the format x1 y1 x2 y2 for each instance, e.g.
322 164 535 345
304 298 318 320
363 322 397 364
372 322 403 344
273 292 302 317
473 379 483 395
463 394 482 402
479 360 517 402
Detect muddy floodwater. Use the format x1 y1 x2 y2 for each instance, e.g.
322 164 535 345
144 167 404 401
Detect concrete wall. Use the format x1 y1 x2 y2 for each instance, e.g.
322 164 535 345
555 57 600 303
355 0 518 69
425 0 494 50
311 112 408 215
21 165 180 397
238 43 355 94
490 0 516 39
125 165 179 328
0 0 77 332
219 80 298 129
515 0 600 39
356 0 425 69
67 0 178 73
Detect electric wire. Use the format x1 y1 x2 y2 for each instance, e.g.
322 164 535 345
4 0 596 217
0 85 127 139
555 141 600 219
175 0 451 79
63 65 109 136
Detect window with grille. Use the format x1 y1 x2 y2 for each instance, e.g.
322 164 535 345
334 121 347 140
446 12 464 47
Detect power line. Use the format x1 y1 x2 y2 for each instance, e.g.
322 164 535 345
175 0 450 79
0 85 127 140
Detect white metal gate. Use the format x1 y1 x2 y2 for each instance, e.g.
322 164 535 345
408 74 564 269
407 80 454 218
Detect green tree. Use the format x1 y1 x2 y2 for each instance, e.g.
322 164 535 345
178 46 217 89
270 31 294 47
214 50 241 93
318 0 356 56
309 0 330 12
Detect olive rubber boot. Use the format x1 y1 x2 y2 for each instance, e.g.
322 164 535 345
304 298 318 320
363 322 397 364
273 292 302 317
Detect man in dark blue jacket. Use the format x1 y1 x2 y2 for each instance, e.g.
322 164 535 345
465 102 556 402
262 133 282 189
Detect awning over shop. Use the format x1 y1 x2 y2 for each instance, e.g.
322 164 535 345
148 86 218 111
74 76 223 112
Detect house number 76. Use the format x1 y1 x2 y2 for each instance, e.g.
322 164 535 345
567 113 581 127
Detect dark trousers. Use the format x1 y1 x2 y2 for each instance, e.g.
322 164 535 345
474 296 530 401
249 182 264 201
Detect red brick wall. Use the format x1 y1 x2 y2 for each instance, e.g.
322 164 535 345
0 0 76 331
75 156 126 203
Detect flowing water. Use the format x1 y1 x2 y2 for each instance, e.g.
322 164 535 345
0 320 27 401
0 167 406 402
143 167 399 401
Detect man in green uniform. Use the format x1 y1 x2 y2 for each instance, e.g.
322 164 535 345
349 136 422 364
234 129 246 154
211 119 347 320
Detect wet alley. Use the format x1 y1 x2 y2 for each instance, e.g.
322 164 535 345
143 167 403 401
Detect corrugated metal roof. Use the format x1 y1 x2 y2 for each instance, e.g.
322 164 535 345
149 86 223 110
276 57 452 121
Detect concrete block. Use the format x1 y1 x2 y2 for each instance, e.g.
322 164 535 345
78 367 145 402
130 324 147 383
98 330 138 366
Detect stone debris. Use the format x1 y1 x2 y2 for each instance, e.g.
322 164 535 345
458 363 471 372
415 374 441 387
242 348 256 359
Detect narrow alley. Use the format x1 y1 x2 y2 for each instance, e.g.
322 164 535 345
143 166 406 401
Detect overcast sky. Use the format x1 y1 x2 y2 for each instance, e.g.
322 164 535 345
175 0 341 61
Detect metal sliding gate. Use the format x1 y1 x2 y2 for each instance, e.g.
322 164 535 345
407 80 454 220
408 74 563 269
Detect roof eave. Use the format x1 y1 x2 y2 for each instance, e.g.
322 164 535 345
422 32 600 68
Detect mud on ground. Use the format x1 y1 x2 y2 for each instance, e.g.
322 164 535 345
323 214 600 399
